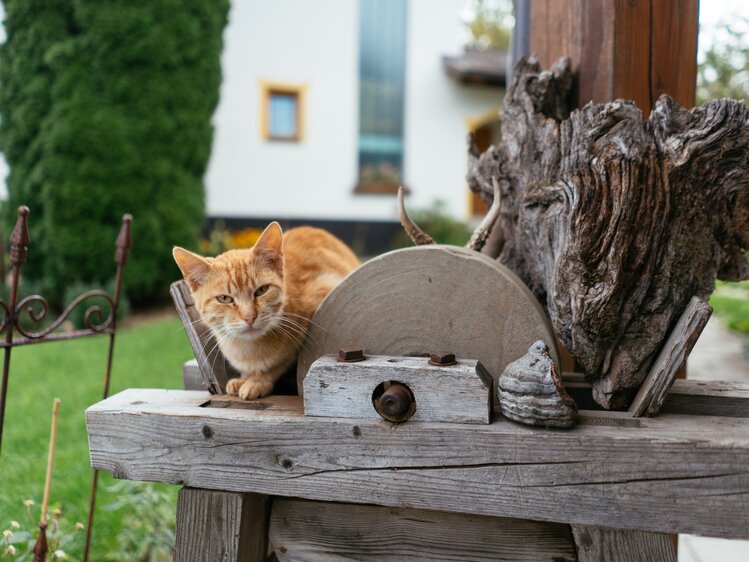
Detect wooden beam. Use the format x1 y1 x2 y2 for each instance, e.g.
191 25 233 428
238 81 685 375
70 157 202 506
86 389 749 540
530 0 699 110
563 376 749 418
571 524 676 562
174 488 270 562
269 498 577 561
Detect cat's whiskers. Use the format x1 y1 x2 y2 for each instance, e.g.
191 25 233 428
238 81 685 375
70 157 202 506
282 311 329 332
206 326 234 376
275 316 319 350
270 323 306 349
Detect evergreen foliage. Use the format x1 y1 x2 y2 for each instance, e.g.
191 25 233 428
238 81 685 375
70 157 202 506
0 0 229 303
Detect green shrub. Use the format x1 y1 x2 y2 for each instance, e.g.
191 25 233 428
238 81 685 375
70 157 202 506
104 481 175 562
710 281 749 335
0 0 230 305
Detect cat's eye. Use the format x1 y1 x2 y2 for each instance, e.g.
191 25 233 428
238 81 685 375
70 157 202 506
254 284 270 297
216 295 234 304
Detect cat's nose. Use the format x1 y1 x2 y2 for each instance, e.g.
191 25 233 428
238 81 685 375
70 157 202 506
242 312 256 326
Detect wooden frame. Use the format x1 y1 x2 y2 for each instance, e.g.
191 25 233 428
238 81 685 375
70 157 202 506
259 80 306 142
87 387 749 541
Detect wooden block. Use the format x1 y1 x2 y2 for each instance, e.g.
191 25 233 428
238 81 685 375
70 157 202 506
629 297 712 417
170 280 239 394
182 359 206 391
303 354 492 424
572 524 676 562
297 246 559 412
175 488 270 562
87 389 749 540
269 499 577 561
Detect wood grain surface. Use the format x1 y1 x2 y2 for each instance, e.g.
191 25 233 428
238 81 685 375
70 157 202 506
296 245 559 410
87 389 749 540
303 354 492 424
269 498 577 561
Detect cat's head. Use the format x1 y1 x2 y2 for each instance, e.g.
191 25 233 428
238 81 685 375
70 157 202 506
173 222 285 341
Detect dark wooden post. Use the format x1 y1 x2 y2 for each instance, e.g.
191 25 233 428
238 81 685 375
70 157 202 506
528 1 698 556
530 0 699 110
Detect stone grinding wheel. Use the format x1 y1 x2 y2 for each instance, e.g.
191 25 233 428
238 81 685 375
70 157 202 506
297 246 559 405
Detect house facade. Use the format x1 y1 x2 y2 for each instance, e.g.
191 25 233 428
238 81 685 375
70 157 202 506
205 0 505 248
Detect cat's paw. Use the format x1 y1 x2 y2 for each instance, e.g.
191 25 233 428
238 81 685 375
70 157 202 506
238 377 274 400
226 378 244 396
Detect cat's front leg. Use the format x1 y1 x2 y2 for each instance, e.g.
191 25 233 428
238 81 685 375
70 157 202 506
226 373 274 400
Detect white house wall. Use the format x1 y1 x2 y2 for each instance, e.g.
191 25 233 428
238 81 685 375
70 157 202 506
403 0 503 216
205 0 503 223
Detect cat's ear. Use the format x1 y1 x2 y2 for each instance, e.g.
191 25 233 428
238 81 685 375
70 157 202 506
173 247 212 291
253 222 283 270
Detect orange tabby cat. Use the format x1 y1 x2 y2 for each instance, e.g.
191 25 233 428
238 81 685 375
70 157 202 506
173 223 359 399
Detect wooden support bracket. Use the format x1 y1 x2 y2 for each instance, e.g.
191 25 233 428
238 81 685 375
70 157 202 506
303 354 493 424
175 488 270 562
571 524 676 562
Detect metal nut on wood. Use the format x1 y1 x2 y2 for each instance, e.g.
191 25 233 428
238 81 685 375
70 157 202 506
338 347 365 362
428 351 457 366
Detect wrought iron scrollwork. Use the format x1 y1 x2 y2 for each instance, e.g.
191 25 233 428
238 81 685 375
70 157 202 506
13 290 115 339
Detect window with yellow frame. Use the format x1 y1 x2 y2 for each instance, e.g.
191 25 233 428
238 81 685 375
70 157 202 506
260 82 306 142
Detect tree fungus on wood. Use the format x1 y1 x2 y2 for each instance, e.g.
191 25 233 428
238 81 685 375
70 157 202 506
468 56 749 410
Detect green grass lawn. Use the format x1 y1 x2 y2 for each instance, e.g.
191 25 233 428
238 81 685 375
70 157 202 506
710 280 749 335
0 314 192 560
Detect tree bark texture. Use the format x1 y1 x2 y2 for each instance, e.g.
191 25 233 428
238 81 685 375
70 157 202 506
468 57 749 409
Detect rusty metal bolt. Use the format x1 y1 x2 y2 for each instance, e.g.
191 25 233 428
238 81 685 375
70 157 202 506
338 347 365 362
428 351 457 366
373 382 415 423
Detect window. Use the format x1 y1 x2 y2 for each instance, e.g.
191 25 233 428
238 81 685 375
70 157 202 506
260 83 305 141
355 0 407 193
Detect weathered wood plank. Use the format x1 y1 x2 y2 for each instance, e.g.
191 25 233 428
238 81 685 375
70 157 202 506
86 389 749 540
630 297 712 417
571 524 676 562
303 354 492 424
170 280 238 394
175 488 270 562
269 499 577 561
563 374 749 418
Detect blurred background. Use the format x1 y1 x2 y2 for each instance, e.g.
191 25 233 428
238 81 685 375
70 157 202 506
0 1 747 560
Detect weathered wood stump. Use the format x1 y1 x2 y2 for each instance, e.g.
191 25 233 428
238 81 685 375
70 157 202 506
468 56 749 409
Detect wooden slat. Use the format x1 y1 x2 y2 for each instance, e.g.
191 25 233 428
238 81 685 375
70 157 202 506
571 524 676 562
175 488 270 562
86 389 749 540
170 280 238 394
629 297 712 417
303 354 492 424
269 499 577 561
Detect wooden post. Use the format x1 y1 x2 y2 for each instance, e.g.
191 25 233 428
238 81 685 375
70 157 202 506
530 0 699 110
175 488 270 562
